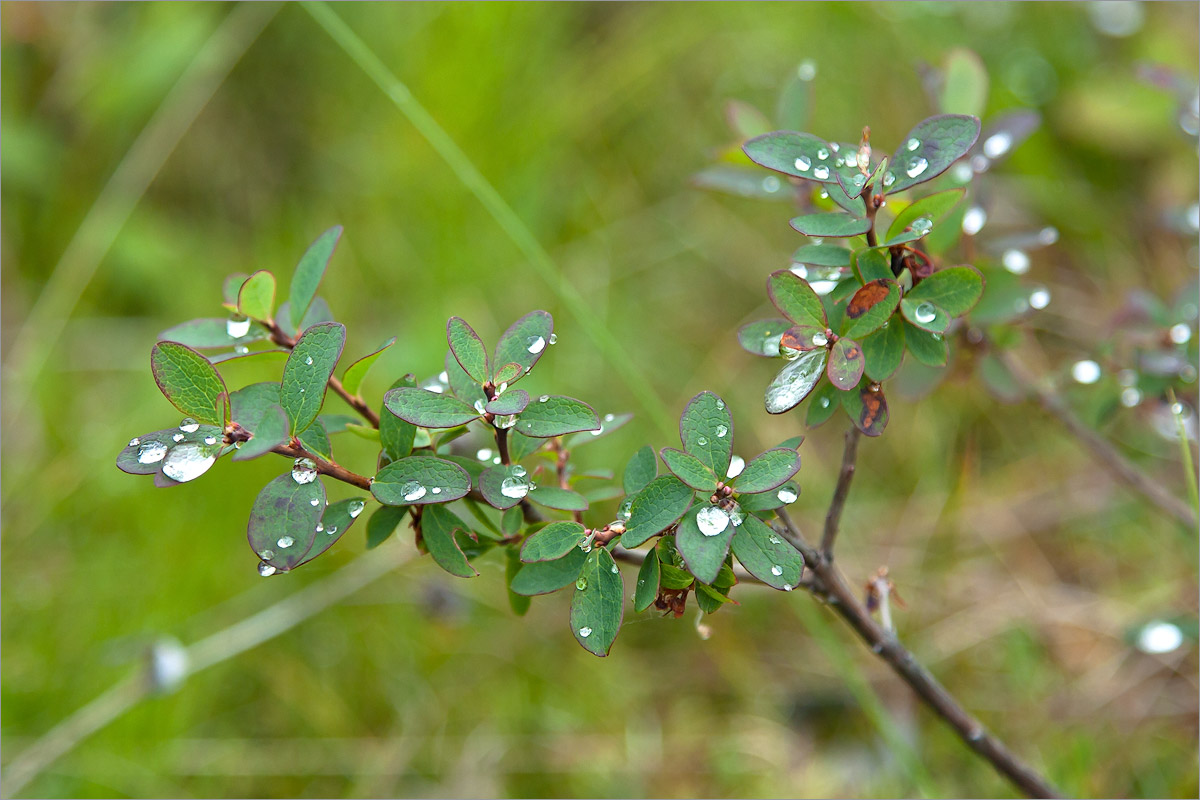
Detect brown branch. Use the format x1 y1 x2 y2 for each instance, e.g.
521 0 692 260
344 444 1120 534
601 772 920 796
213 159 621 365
271 443 372 491
995 347 1197 529
775 508 1063 799
821 426 861 559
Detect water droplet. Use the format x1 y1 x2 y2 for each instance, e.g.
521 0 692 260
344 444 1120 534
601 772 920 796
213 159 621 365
618 496 634 520
578 626 593 638
715 424 728 439
137 441 168 464
298 387 305 394
497 382 508 394
345 500 365 519
431 487 442 494
1170 323 1192 344
819 396 831 408
291 458 318 484
576 576 588 591
781 345 802 362
1136 620 1184 654
727 505 744 527
538 394 550 403
765 350 826 414
833 156 845 168
797 59 817 81
474 399 487 414
611 564 619 574
794 155 811 171
548 333 558 345
1029 287 1051 310
179 418 200 433
426 384 445 394
172 433 185 442
696 506 730 537
316 522 324 533
1120 388 1142 407
777 485 799 504
913 303 937 324
770 565 784 577
310 497 321 506
512 465 527 478
476 448 493 461
327 525 337 535
818 189 829 199
982 131 1012 159
526 335 546 354
494 414 518 430
1071 360 1102 384
234 345 249 355
910 217 933 236
782 584 794 592
852 173 866 188
1002 249 1031 275
162 443 217 482
258 562 277 577
906 137 921 151
905 157 929 178
726 455 745 479
204 436 219 446
128 437 141 447
816 147 829 160
768 534 782 545
882 171 896 187
227 317 251 339
961 206 987 236
261 549 275 560
500 477 529 499
277 536 295 548
401 481 427 502
813 165 830 180
697 436 708 446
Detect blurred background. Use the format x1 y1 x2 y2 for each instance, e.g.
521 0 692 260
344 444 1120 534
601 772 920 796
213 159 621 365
2 2 1197 797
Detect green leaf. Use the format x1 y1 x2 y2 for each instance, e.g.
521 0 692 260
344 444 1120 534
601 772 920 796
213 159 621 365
341 337 396 397
693 165 794 200
679 391 733 477
826 178 867 215
765 348 828 414
660 448 718 493
739 482 797 511
843 383 890 437
223 273 249 307
633 548 661 612
905 266 985 317
383 386 480 429
485 389 530 416
492 362 524 385
885 189 965 242
366 504 407 549
380 376 417 462
371 456 472 505
237 270 276 322
827 339 865 390
116 424 223 476
319 414 361 435
776 68 812 131
159 318 269 350
229 382 281 428
842 280 901 339
738 318 788 357
420 503 478 578
501 506 523 537
513 395 600 438
852 248 893 284
731 514 804 591
790 212 871 239
694 582 733 614
444 349 487 408
733 448 801 495
150 341 228 425
622 475 694 548
492 310 553 384
277 296 336 338
768 269 827 328
900 298 950 333
675 505 735 586
804 382 843 428
232 404 288 461
247 473 326 572
887 115 981 194
289 225 342 332
940 47 988 117
506 546 532 615
300 497 367 565
478 465 530 510
510 547 588 596
622 445 658 495
903 321 948 367
565 411 631 447
743 132 860 188
570 548 623 656
862 321 906 381
297 418 332 460
507 431 545 462
446 316 490 384
280 322 346 435
792 244 852 268
528 486 589 512
521 520 587 562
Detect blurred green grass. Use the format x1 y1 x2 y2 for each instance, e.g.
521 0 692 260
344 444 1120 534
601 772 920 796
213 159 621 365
2 2 1197 797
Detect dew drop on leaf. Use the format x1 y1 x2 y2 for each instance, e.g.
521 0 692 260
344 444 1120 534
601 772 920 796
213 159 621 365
906 157 929 178
611 564 619 574
277 536 295 548
291 458 318 484
128 437 141 447
576 576 588 590
578 626 592 638
179 418 199 433
696 505 730 537
697 436 708 446
816 147 829 160
794 155 811 171
162 443 216 482
777 485 799 504
539 395 549 402
137 441 168 464
500 477 529 499
401 481 427 502
882 171 896 187
258 562 277 577
227 317 251 338
906 137 921 151
548 333 558 345
910 217 933 236
261 549 275 560
771 565 784 577
172 433 185 442
813 165 830 180
726 455 745 479
310 497 321 506
914 303 937 324
526 335 546 354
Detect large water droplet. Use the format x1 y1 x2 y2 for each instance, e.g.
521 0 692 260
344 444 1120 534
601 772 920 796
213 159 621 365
277 536 295 548
500 477 529 499
526 335 546 354
982 131 1013 159
906 137 921 151
162 443 217 483
578 626 593 638
261 549 275 560
401 481 427 502
203 436 217 446
291 458 318 484
512 465 527 478
258 562 277 577
794 155 811 171
1071 360 1101 384
697 436 708 446
538 394 550 403
696 505 730 537
813 165 830 180
494 414 518 430
726 455 745 479
548 333 558 344
777 485 799 504
727 505 744 527
1002 249 1031 275
610 564 619 574
906 157 929 178
179 418 200 433
618 496 634 520
882 171 896 187
910 217 933 236
227 317 251 338
770 565 784 577
349 500 366 518
914 302 937 324
137 441 169 464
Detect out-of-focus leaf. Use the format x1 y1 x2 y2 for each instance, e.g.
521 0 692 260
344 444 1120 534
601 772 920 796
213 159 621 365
744 132 863 190
726 99 773 139
565 412 632 447
341 337 396 397
692 165 795 201
887 115 981 194
940 48 988 117
731 513 804 590
633 547 661 612
485 389 530 416
738 318 788 357
237 270 276 322
793 244 852 268
223 273 249 307
297 418 332 460
380 376 417 463
280 322 345 435
903 321 949 367
776 67 813 131
521 520 587 562
159 318 268 350
247 473 325 573
372 456 471 505
765 349 828 414
150 341 228 425
492 310 553 384
506 546 532 616
513 395 600 438
289 225 343 332
366 504 408 549
570 547 623 656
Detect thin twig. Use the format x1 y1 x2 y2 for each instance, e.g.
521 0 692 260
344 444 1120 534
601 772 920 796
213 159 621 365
820 426 861 560
775 508 1063 799
271 443 372 491
996 348 1197 529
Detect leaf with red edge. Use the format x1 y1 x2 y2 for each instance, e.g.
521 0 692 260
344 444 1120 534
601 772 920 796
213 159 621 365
827 338 865 390
842 279 900 339
780 323 829 352
844 383 890 437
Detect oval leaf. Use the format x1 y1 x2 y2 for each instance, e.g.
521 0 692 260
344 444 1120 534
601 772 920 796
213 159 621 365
887 115 981 194
660 448 718 493
513 395 599 438
300 497 367 565
232 404 289 461
827 338 865 390
731 513 805 591
885 188 965 242
789 212 872 239
903 321 949 367
366 504 408 550
116 424 222 476
371 455 471 506
570 548 624 656
289 225 342 332
679 391 733 478
622 445 658 495
485 389 530 416
842 280 901 339
151 341 228 425
237 270 276 323
492 310 553 384
862 321 906 381
447 316 490 385
804 381 843 428
904 266 985 317
793 244 852 268
281 322 346 435
738 318 788 357
844 383 890 437
900 298 950 333
633 548 661 612
383 386 480 429
622 475 695 548
852 248 893 284
780 323 830 352
765 349 828 414
528 486 589 512
247 473 326 572
521 521 587 562
420 503 478 578
478 465 531 510
732 448 801 495
510 547 588 596
768 269 827 328
158 318 268 350
743 132 862 188
675 505 734 586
